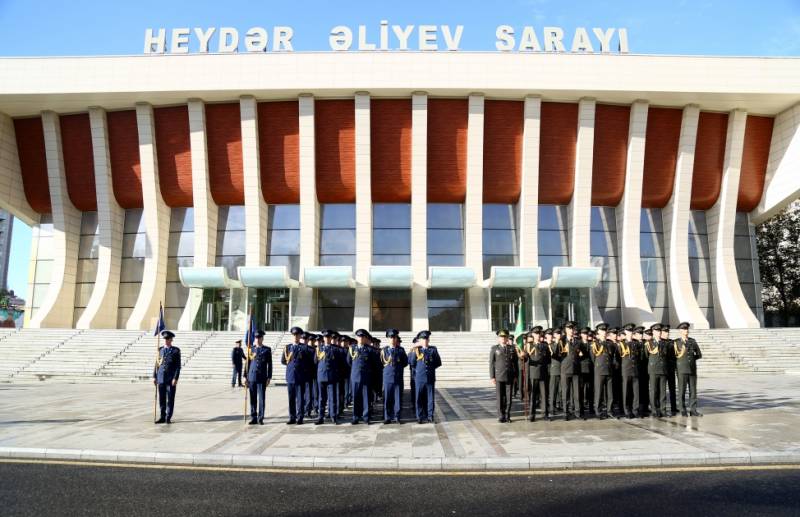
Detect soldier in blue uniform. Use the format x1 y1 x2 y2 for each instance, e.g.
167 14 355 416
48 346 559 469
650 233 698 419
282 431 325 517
315 330 339 425
303 332 318 419
408 330 442 424
231 339 245 388
246 330 273 425
348 329 374 424
336 334 349 416
381 328 408 424
409 337 417 414
153 330 181 424
281 326 307 425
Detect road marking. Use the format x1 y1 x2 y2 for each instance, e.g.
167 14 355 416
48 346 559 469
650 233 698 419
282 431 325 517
1 458 799 477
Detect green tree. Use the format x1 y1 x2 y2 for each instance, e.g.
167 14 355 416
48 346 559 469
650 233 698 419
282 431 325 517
756 201 800 326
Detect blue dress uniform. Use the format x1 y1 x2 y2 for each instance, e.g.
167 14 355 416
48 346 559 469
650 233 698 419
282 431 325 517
409 337 417 413
335 335 348 418
153 330 181 424
343 337 354 407
381 329 409 424
303 334 318 418
246 331 273 425
348 329 374 424
315 339 339 424
281 327 307 425
408 330 442 423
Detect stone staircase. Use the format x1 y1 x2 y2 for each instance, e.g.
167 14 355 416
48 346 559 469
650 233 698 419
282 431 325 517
180 331 285 381
0 328 82 379
688 328 800 375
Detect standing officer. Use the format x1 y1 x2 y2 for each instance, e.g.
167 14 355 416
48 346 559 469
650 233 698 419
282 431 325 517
408 330 441 424
524 329 551 421
490 329 518 423
381 328 408 424
560 323 582 420
675 322 703 417
637 325 651 416
153 330 181 424
281 326 307 425
647 324 668 417
592 324 615 419
246 330 273 425
338 334 352 412
303 332 318 419
661 324 678 416
314 330 339 425
349 329 374 425
231 339 245 388
409 337 417 414
619 324 641 419
578 327 594 416
548 328 564 415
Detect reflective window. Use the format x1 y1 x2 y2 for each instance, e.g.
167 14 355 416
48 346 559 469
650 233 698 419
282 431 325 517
267 205 300 279
74 212 101 325
733 212 762 322
483 204 518 278
538 205 569 280
427 204 464 267
371 289 411 331
688 210 714 326
640 208 669 317
373 204 411 265
317 289 355 331
320 204 356 229
118 209 146 326
320 204 356 271
591 207 620 325
166 207 194 329
216 205 246 279
428 289 467 331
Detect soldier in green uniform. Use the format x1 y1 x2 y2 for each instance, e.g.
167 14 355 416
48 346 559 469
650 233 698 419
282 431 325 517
490 329 518 423
619 323 641 418
662 324 678 416
636 325 650 416
560 323 582 420
592 324 615 419
578 327 594 417
675 322 703 417
548 328 564 415
646 324 668 417
523 328 551 422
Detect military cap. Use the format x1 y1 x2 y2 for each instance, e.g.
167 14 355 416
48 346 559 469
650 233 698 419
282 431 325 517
529 325 543 334
622 323 636 332
254 330 265 338
160 330 175 340
417 330 431 340
660 324 671 332
677 322 691 330
354 329 370 338
588 330 596 338
290 326 304 335
643 329 653 337
302 332 314 340
564 321 576 329
496 329 510 337
412 337 418 343
320 329 334 337
544 328 553 336
595 323 609 332
607 327 618 335
634 326 645 334
235 339 242 344
579 326 591 334
385 328 400 338
650 324 662 331
553 327 562 334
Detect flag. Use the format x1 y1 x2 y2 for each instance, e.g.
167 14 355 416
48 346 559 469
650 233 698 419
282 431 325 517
153 303 166 337
244 309 256 349
513 298 526 350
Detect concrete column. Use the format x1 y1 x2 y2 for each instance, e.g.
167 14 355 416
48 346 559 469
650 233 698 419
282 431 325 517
411 92 429 332
615 100 656 325
0 112 37 225
465 93 488 331
292 94 316 329
23 216 42 327
663 105 709 328
518 96 541 268
29 111 81 328
127 103 171 330
77 107 124 329
353 92 372 330
240 95 267 268
708 109 760 328
569 98 596 268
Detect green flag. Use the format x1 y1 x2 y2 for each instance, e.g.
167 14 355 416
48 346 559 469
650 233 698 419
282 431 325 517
513 298 526 350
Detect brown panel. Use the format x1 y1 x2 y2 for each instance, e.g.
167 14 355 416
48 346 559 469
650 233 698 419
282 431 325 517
14 117 50 214
427 99 468 203
691 111 728 210
107 110 143 209
258 101 300 204
315 99 355 203
591 104 630 207
371 99 412 203
483 100 523 204
206 102 244 206
59 113 96 212
538 102 578 205
154 105 193 208
737 115 774 212
642 107 682 208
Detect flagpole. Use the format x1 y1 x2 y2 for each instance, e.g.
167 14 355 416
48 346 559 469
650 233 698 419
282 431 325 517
153 303 163 422
244 308 253 423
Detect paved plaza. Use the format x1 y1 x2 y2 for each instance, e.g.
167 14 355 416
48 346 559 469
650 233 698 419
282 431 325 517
1 375 799 470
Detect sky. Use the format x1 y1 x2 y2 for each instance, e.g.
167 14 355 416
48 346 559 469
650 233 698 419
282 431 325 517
1 0 799 297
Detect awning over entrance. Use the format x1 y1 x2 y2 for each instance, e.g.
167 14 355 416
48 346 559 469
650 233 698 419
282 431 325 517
178 266 242 289
237 266 299 288
427 267 477 289
303 266 355 288
539 266 602 289
369 266 413 288
485 266 541 288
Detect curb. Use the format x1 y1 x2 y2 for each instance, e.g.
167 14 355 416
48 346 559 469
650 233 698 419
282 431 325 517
1 447 799 471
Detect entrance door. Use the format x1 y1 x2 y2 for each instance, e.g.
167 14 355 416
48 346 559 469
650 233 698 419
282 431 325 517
490 288 532 332
248 288 290 332
550 288 590 329
194 288 231 331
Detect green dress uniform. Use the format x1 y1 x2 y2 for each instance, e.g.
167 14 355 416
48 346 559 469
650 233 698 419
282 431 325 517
490 336 519 423
619 339 640 418
526 339 550 421
591 339 615 418
675 334 703 416
559 337 582 419
646 339 668 417
548 340 563 413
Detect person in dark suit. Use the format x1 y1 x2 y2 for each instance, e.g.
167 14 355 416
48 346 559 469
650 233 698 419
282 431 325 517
231 339 245 388
490 329 518 423
408 330 441 424
153 330 181 424
246 330 273 425
675 322 703 417
281 326 307 425
381 328 408 424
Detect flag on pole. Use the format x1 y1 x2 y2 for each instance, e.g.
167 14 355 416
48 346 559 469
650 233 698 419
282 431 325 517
244 309 256 349
513 298 526 350
153 303 166 337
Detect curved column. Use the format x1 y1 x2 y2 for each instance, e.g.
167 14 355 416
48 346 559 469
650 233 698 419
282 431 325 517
410 92 429 332
126 102 170 330
519 96 544 324
30 111 81 328
240 95 266 267
0 112 37 225
465 93 488 331
292 93 316 329
353 92 372 330
708 109 760 328
77 107 124 328
663 105 709 328
616 100 656 325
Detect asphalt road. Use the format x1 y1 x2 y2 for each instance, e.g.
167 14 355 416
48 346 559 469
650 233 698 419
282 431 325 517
1 460 799 516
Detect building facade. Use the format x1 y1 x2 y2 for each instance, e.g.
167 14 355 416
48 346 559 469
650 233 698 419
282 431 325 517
0 52 798 332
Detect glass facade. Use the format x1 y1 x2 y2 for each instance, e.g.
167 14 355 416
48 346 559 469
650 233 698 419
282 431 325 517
427 204 464 267
734 212 764 324
215 205 246 280
248 288 291 332
590 207 621 326
640 208 669 323
428 289 467 331
73 212 100 326
319 204 356 270
166 207 194 329
371 289 411 331
482 204 518 279
373 203 411 265
29 214 54 322
689 210 715 327
316 288 355 331
490 287 532 332
538 205 569 280
118 209 146 327
267 204 300 280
